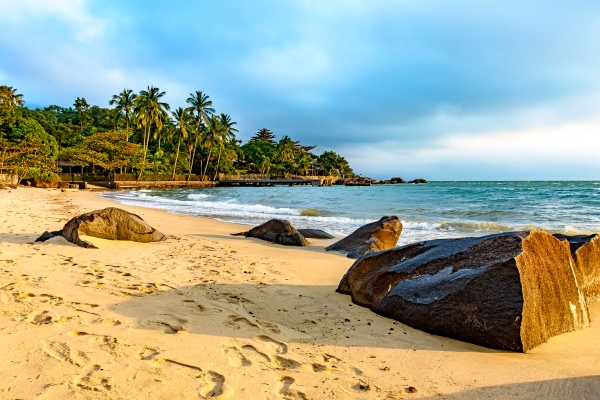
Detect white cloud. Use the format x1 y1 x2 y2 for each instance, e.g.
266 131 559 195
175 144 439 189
0 0 105 41
342 117 600 180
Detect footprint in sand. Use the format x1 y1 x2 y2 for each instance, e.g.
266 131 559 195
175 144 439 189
42 340 89 366
143 314 188 334
273 355 300 369
72 364 112 392
182 299 222 315
222 315 258 331
240 344 271 363
26 309 52 324
255 335 288 354
136 347 161 361
142 320 184 334
199 370 231 399
223 345 251 367
276 376 307 400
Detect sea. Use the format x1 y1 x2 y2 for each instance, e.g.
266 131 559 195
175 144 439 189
101 181 600 246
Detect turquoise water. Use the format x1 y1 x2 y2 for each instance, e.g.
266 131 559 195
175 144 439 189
101 181 600 245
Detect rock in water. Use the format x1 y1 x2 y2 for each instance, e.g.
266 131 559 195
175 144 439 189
555 234 600 304
326 216 402 259
337 230 589 352
60 207 166 248
297 229 335 239
246 219 309 246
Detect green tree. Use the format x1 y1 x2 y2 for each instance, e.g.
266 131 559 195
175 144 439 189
277 135 295 163
251 128 276 143
109 88 137 133
61 130 142 177
169 107 192 180
212 113 238 179
73 97 93 134
134 86 170 174
185 91 214 180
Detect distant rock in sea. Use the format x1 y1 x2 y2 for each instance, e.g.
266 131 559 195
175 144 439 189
35 207 166 248
338 230 590 352
326 216 402 258
408 178 427 184
390 177 405 184
554 233 600 304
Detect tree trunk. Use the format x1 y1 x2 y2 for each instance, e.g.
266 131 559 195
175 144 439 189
187 136 198 182
172 134 181 181
213 146 223 181
202 145 213 181
138 124 150 180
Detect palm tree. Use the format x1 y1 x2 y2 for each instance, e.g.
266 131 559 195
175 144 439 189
0 86 25 109
109 89 137 138
258 156 272 174
185 91 214 180
200 114 223 180
213 113 238 180
169 107 191 180
277 135 295 163
134 86 170 175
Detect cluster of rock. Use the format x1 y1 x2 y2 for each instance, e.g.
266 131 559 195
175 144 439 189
337 229 600 352
333 177 427 185
34 205 599 353
235 216 403 259
36 207 166 248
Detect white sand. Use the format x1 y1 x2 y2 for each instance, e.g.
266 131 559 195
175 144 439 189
0 187 599 399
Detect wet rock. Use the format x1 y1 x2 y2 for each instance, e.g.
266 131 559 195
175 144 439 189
408 178 427 184
338 230 589 352
390 177 406 184
326 216 402 259
245 219 309 246
59 207 166 248
555 234 600 304
297 229 335 239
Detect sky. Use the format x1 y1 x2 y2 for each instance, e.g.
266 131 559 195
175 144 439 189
1 0 599 180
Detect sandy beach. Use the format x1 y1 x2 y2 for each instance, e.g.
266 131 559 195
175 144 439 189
1 187 599 399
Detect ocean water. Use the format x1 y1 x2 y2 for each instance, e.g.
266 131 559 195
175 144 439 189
101 181 600 246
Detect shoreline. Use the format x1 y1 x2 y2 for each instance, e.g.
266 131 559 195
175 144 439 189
1 187 600 399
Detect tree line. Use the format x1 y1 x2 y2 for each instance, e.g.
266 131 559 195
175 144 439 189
0 85 353 184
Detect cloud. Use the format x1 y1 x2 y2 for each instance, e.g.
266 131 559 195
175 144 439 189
1 0 600 179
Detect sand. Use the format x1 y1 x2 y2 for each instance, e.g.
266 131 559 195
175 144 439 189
0 187 599 399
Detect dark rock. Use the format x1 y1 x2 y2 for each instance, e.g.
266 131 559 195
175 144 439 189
554 234 600 303
59 207 166 248
297 229 335 239
246 219 309 246
408 179 427 184
326 216 402 259
35 230 62 242
390 177 406 184
337 230 589 352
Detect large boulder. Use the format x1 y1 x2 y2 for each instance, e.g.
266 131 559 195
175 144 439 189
245 219 309 246
337 231 589 352
36 207 166 248
326 216 402 259
390 177 405 184
408 178 427 184
555 234 600 304
297 229 335 239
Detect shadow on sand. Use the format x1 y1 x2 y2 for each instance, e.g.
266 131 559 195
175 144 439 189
108 280 506 354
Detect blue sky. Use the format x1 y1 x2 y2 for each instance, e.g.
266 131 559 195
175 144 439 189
1 0 599 180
